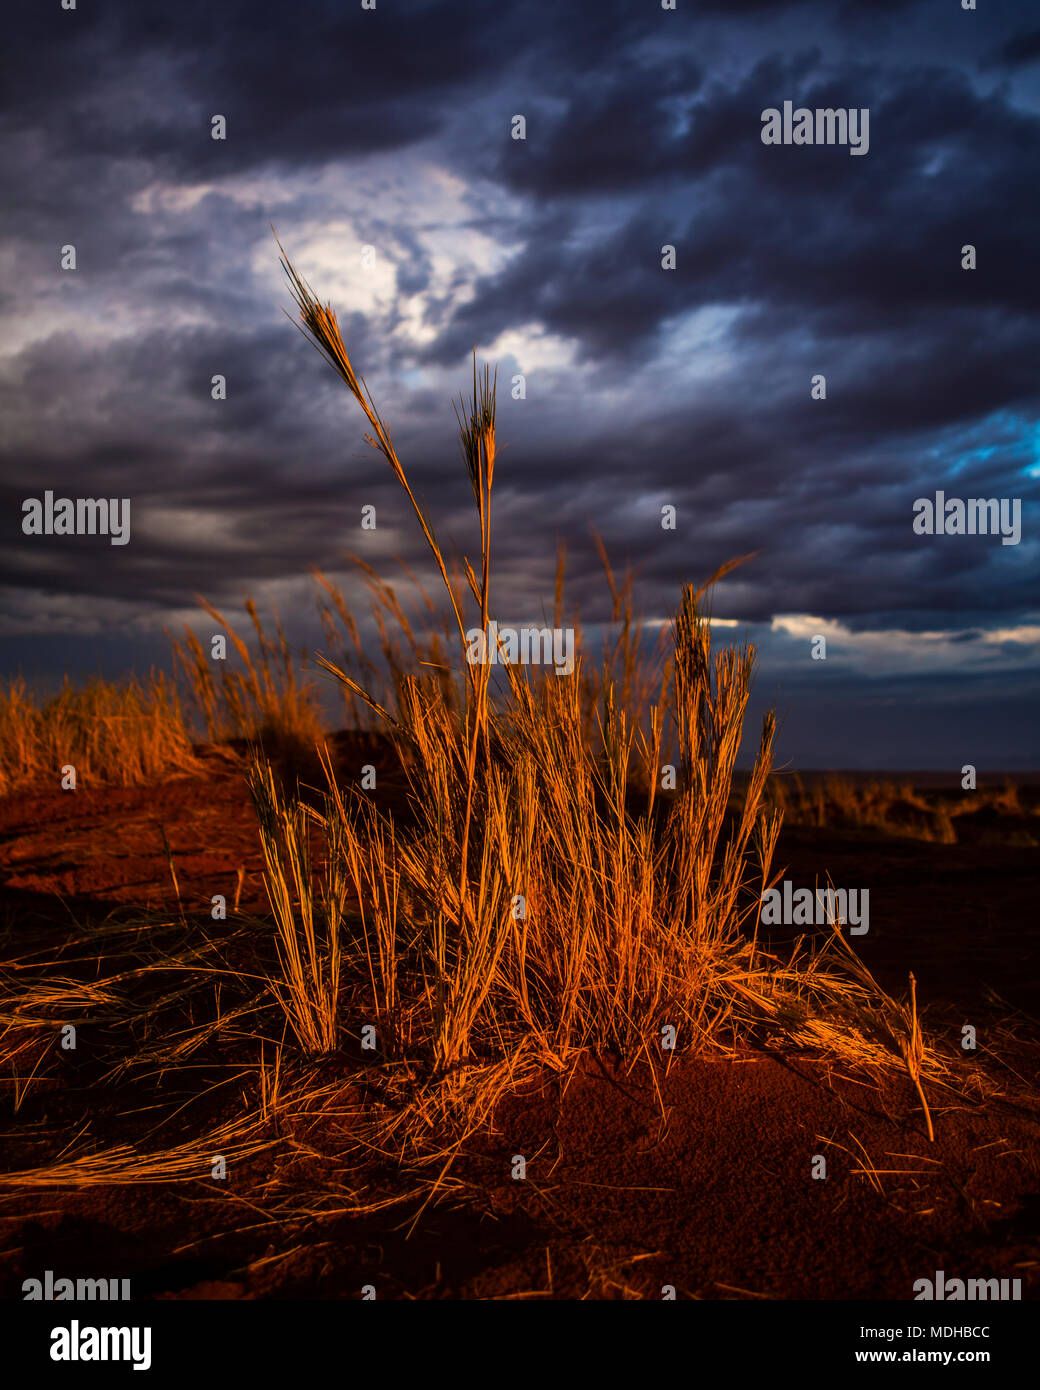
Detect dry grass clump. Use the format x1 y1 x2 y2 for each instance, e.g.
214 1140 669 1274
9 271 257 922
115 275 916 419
250 244 952 1121
171 595 325 752
0 673 198 794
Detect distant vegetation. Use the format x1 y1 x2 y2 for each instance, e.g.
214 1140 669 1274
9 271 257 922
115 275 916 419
764 774 1038 847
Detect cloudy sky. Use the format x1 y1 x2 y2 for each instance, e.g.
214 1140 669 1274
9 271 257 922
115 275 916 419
2 0 1038 767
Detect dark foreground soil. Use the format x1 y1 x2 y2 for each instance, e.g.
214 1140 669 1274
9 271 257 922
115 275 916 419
1 746 1038 1300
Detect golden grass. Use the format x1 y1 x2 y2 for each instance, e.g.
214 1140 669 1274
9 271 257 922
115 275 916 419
0 596 329 793
170 595 325 750
246 243 956 1126
0 1120 276 1190
248 757 344 1055
0 673 199 794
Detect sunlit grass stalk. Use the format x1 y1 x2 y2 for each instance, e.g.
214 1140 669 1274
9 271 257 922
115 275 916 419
277 237 472 677
248 758 342 1055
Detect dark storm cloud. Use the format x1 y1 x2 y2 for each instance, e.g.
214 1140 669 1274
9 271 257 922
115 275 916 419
475 57 1040 333
3 0 663 178
991 27 1040 70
